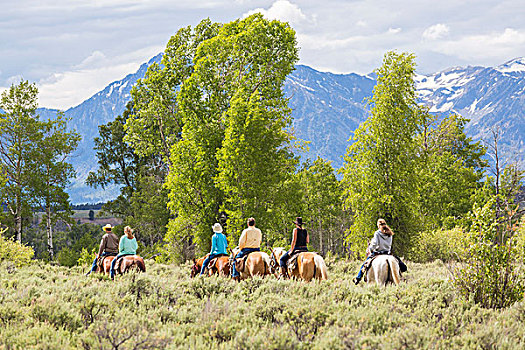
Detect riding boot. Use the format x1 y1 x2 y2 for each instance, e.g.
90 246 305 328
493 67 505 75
353 277 360 285
85 271 91 276
279 267 288 279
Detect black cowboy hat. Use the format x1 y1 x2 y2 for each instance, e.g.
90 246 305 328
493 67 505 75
293 217 304 226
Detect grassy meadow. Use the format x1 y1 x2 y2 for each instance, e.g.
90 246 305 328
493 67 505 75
1 258 524 350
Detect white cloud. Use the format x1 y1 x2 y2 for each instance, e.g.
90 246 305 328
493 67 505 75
76 51 107 69
243 0 315 26
36 45 162 109
422 24 450 40
6 75 23 86
388 27 401 35
425 28 525 62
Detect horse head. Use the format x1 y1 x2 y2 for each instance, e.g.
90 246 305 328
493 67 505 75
190 258 201 278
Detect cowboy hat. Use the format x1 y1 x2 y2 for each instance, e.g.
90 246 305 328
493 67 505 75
212 223 223 233
103 224 113 232
293 217 304 226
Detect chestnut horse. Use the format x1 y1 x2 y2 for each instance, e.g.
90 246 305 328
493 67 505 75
271 247 328 282
94 254 116 275
208 256 230 277
230 248 271 280
190 254 231 277
365 255 401 286
113 255 146 276
190 255 207 278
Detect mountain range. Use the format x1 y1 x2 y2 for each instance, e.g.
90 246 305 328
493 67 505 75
36 55 525 203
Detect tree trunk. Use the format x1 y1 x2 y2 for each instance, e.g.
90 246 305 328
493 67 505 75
318 219 323 255
15 198 22 242
15 214 22 242
46 203 54 259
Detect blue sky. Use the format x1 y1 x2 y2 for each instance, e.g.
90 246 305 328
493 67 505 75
1 0 524 109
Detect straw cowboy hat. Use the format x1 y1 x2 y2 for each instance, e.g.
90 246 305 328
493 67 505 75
103 224 113 232
212 223 223 233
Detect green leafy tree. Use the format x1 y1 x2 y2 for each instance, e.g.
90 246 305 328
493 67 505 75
31 112 80 259
454 199 524 309
296 158 346 255
87 104 169 248
86 103 142 218
0 81 46 242
341 51 424 256
165 14 300 256
126 19 220 165
417 114 487 229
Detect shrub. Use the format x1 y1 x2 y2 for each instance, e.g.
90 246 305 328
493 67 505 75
57 247 78 267
453 201 525 309
409 227 470 262
77 247 96 266
0 227 34 267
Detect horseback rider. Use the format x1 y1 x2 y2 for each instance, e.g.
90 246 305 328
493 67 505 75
200 223 228 276
86 224 119 276
231 217 261 279
353 218 394 285
279 217 309 279
110 225 138 280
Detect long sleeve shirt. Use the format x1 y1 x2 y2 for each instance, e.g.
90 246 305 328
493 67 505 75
368 230 392 254
238 226 262 250
97 233 119 256
210 232 228 255
119 235 138 255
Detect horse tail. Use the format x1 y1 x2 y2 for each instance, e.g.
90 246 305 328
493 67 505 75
136 257 146 272
314 254 328 281
263 254 271 276
386 258 400 285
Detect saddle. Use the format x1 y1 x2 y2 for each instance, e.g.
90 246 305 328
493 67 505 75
234 252 257 272
97 253 117 268
208 254 228 269
113 254 134 272
362 253 407 282
286 251 316 271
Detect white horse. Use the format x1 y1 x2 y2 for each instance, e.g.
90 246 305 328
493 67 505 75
271 247 328 282
366 255 401 285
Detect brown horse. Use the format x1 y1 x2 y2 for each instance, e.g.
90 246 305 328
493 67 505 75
272 247 328 282
95 254 116 275
190 254 230 277
230 248 271 280
190 255 207 278
113 255 146 276
208 256 230 277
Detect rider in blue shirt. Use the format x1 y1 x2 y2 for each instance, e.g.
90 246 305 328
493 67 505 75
200 223 228 276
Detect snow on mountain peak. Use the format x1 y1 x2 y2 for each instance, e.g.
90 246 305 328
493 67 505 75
495 57 525 73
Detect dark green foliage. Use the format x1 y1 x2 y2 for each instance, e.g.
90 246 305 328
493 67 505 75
53 223 100 267
86 103 170 252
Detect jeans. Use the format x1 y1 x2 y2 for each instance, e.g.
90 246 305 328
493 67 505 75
110 253 133 278
89 252 114 272
231 248 260 277
200 253 222 275
279 247 308 268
